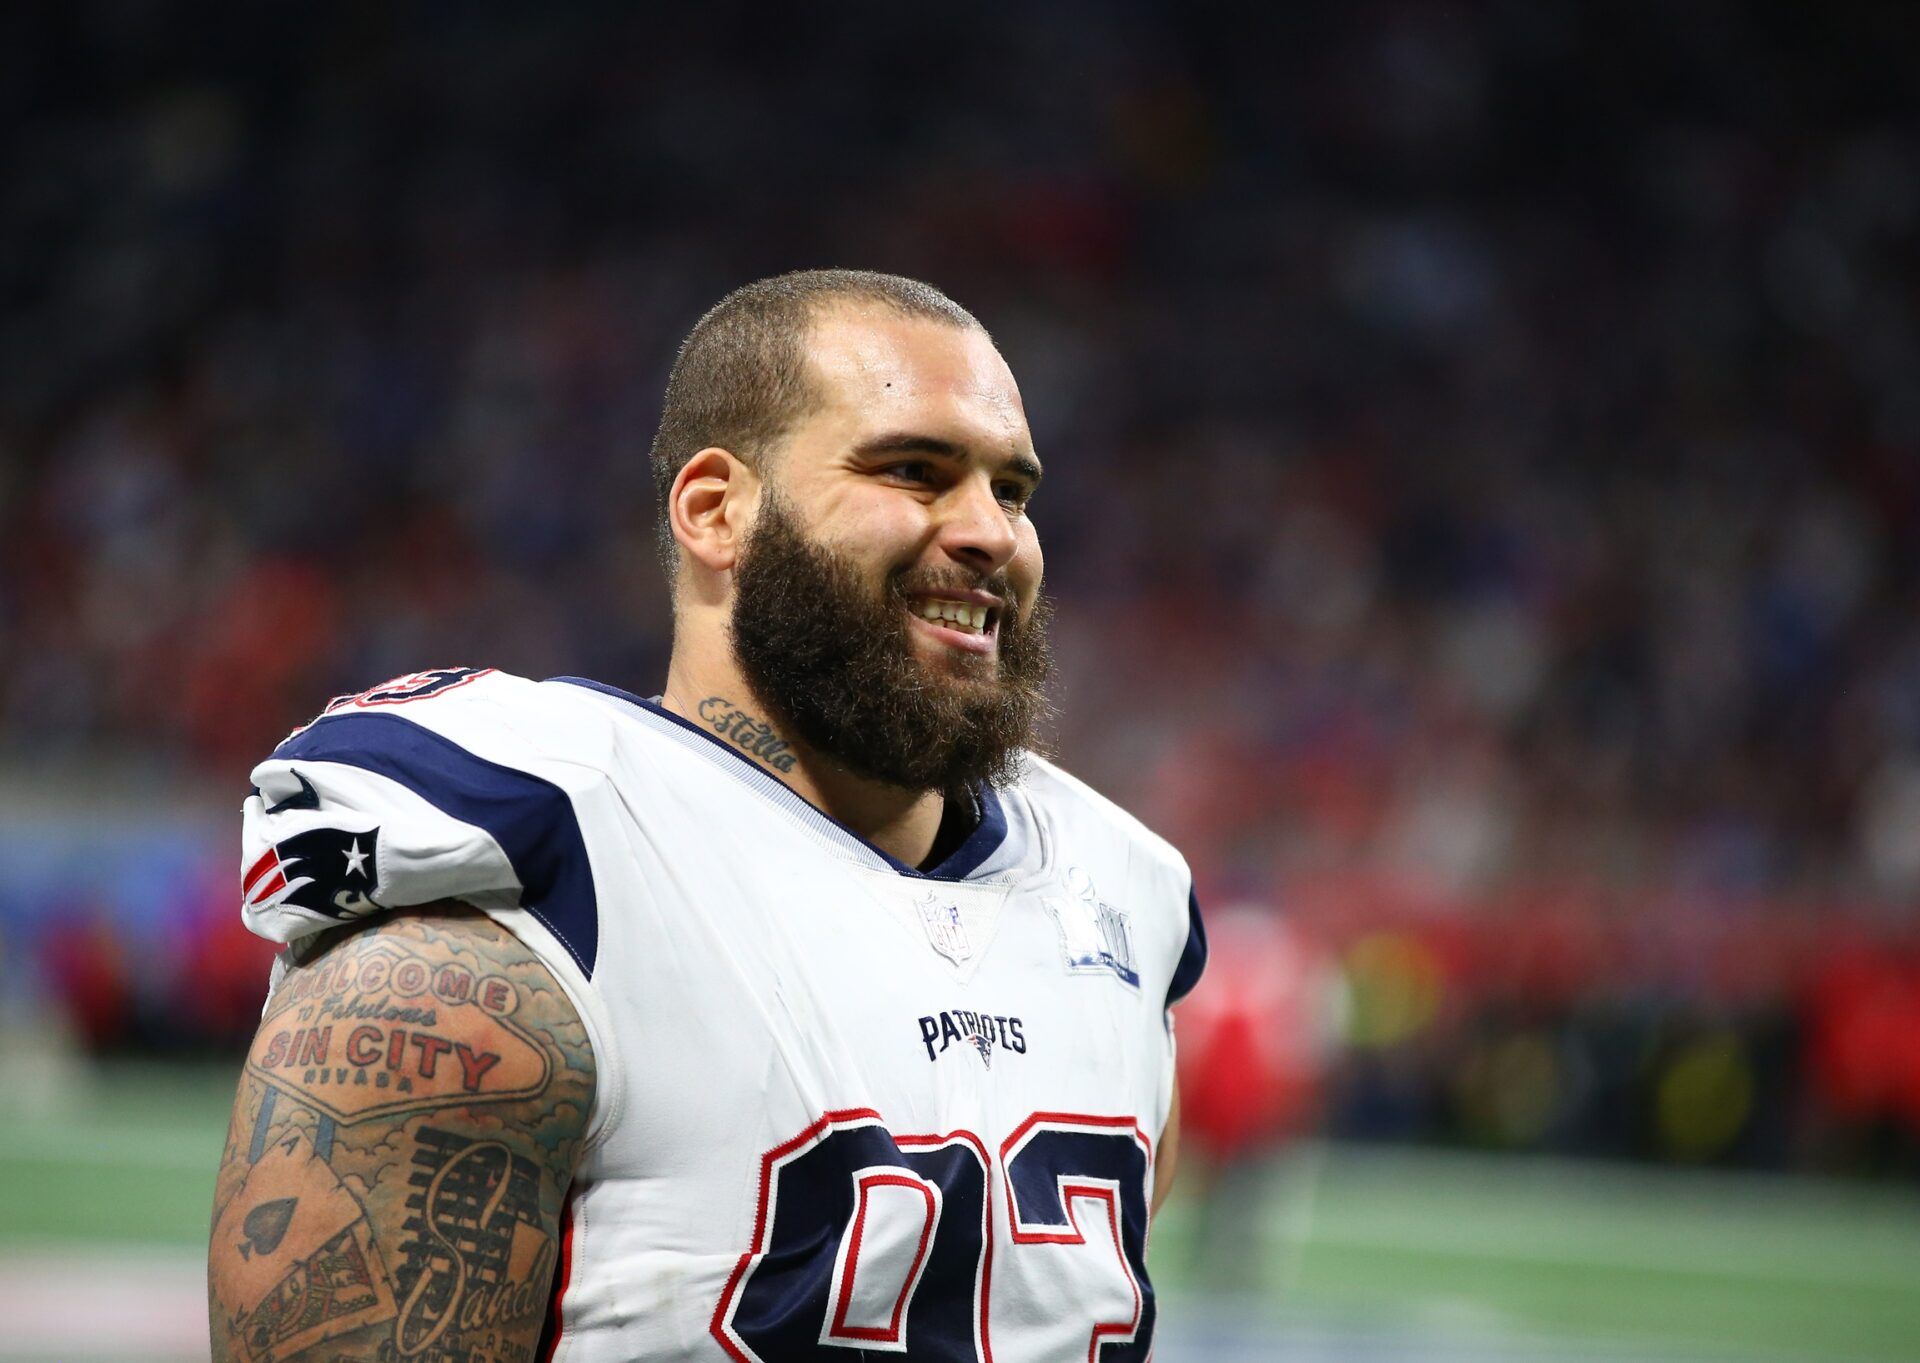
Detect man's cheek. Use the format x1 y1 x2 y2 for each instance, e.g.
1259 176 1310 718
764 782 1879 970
1013 520 1043 594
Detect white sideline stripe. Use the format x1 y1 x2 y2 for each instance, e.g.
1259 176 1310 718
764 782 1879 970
0 1125 218 1170
1159 1301 1739 1363
1247 1142 1920 1295
0 1250 205 1358
1323 1141 1920 1216
0 1249 1809 1363
1293 1218 1919 1291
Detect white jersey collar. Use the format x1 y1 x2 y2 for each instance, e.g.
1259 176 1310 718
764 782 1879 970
547 677 1025 882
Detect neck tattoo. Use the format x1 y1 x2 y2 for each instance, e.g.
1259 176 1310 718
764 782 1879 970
697 696 798 773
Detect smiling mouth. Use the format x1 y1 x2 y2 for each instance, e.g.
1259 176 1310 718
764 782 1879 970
909 597 996 636
903 595 1006 659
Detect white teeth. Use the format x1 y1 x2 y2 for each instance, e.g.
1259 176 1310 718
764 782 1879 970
912 599 989 634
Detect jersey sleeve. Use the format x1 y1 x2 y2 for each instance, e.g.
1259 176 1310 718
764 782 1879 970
1166 887 1208 1008
240 684 600 983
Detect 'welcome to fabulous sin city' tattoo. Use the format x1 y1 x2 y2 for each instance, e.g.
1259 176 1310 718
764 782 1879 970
209 907 594 1363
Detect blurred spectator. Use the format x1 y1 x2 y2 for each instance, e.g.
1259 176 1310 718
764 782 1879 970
38 909 131 1050
3 2 1918 1170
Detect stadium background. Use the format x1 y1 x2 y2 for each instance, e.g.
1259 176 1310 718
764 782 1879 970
3 3 1919 1359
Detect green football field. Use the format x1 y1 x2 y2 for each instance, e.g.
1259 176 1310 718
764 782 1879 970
3 1060 1916 1362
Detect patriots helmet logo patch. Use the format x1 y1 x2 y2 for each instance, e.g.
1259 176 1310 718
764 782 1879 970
244 826 383 919
970 1033 994 1068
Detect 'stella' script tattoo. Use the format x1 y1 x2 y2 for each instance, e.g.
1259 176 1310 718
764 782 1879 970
698 696 798 772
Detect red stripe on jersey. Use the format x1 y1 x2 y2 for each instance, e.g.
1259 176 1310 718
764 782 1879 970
537 1189 578 1362
242 849 280 897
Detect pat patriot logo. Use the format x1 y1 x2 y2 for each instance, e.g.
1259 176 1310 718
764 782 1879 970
244 823 383 919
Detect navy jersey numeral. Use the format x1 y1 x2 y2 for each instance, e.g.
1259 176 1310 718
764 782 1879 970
713 1111 990 1362
1001 1114 1154 1362
711 1109 1153 1363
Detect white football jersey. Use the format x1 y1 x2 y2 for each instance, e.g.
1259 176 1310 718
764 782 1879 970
242 667 1207 1363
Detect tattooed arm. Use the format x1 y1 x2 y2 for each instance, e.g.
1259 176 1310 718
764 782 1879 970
209 904 595 1363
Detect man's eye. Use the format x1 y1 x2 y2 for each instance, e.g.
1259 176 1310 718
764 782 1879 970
886 462 933 483
995 482 1031 508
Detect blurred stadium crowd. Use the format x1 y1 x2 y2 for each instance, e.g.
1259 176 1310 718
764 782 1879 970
3 3 1918 1173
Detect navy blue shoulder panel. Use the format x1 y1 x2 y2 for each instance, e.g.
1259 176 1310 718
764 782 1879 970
1166 887 1207 1007
274 712 600 979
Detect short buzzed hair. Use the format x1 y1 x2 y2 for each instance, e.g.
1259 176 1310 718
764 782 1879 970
648 269 984 577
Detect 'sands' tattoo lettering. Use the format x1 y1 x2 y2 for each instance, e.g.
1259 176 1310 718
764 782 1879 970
394 1128 551 1358
697 695 799 771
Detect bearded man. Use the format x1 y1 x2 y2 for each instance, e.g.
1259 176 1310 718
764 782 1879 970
210 270 1207 1363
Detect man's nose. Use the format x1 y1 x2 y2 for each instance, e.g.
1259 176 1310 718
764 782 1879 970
936 474 1019 574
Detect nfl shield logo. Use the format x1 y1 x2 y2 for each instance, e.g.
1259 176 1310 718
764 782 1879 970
916 892 972 965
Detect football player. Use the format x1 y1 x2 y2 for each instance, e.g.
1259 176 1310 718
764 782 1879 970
210 270 1207 1362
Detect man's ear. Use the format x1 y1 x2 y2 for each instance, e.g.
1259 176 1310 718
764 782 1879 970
669 447 759 576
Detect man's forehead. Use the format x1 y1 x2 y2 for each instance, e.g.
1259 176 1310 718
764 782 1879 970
804 305 1030 447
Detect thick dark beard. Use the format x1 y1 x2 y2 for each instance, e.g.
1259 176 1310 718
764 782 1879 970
730 492 1052 793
